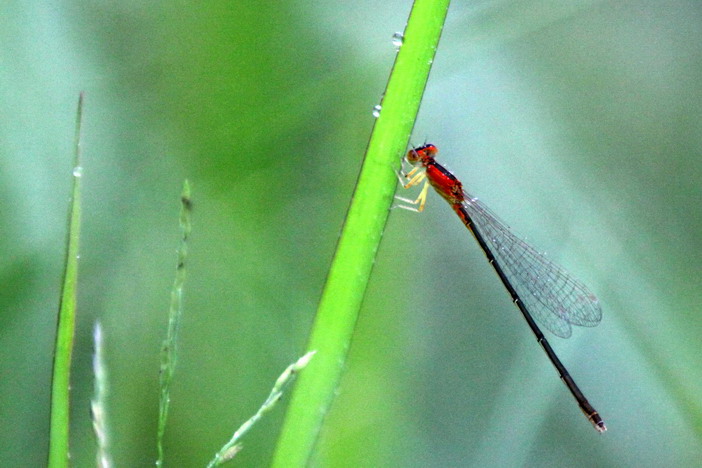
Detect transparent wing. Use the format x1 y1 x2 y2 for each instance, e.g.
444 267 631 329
461 192 602 338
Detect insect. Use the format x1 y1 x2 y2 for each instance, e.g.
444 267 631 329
396 144 605 432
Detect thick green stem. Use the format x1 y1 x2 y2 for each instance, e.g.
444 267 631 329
270 1 451 466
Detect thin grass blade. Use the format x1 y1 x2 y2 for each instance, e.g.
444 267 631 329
48 92 85 468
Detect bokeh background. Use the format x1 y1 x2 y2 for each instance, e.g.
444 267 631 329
3 1 702 466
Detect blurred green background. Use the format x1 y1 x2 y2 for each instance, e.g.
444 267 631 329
3 1 702 466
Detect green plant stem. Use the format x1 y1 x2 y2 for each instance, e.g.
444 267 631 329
207 351 316 467
270 1 450 466
48 92 84 468
156 180 192 467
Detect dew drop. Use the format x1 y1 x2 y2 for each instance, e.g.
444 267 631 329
372 105 382 118
392 32 404 48
72 166 83 177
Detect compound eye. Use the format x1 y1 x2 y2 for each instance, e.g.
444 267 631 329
411 143 437 160
422 144 438 156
